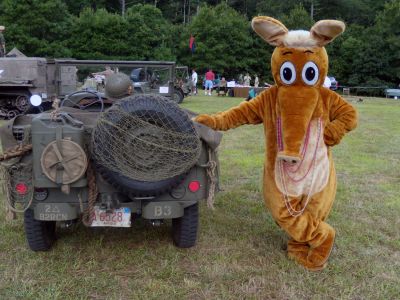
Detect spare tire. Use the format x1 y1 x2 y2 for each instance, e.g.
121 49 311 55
92 94 201 197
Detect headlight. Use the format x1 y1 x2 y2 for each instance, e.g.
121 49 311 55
29 95 42 106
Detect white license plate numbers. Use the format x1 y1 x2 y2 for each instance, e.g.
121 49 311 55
91 207 131 227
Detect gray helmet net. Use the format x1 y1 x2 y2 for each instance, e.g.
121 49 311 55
105 73 132 99
91 94 201 182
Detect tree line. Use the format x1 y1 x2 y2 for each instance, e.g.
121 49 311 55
0 0 399 90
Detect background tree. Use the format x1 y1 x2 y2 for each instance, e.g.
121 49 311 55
374 0 400 85
66 5 175 61
0 0 72 57
125 4 175 60
256 0 303 19
66 8 129 60
331 0 400 89
177 3 252 79
280 4 314 29
64 0 128 15
0 0 397 89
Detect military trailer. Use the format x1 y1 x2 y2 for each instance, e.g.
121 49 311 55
0 57 178 119
0 56 57 119
0 90 221 251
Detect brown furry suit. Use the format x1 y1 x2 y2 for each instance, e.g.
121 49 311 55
195 17 358 271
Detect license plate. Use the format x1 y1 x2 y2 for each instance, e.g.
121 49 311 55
91 206 131 227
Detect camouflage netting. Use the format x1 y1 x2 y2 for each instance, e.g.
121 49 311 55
91 94 201 182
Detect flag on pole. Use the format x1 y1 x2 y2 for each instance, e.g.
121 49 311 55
189 35 196 53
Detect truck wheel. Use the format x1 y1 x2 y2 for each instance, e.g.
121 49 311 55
173 89 184 104
24 209 56 251
6 110 18 119
172 203 199 248
15 95 32 113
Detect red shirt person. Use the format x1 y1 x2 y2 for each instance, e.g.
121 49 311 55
204 69 215 96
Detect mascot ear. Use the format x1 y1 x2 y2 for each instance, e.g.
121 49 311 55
310 20 345 46
252 16 288 46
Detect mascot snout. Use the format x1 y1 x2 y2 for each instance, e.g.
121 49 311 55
277 86 321 162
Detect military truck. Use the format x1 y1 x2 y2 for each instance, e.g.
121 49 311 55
0 90 221 251
0 56 55 119
0 56 179 119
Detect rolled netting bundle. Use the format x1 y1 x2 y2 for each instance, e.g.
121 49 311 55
91 94 201 182
0 125 33 213
0 161 33 211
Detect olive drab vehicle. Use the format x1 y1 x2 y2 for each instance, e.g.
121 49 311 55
0 49 81 119
174 66 193 103
0 55 180 119
0 77 221 250
129 64 183 103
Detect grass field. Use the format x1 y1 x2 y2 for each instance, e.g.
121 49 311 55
0 94 399 299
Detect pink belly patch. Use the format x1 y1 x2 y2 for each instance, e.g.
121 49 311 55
275 118 329 199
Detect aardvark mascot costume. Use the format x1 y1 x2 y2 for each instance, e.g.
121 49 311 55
195 17 358 271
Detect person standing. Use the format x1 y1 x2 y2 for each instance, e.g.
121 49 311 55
218 77 227 96
323 76 332 89
243 73 251 86
191 69 198 95
238 73 244 85
254 75 259 87
92 66 115 90
0 26 6 57
205 69 215 96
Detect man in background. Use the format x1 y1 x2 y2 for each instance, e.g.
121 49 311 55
243 73 251 86
92 66 115 90
254 75 259 87
0 26 6 57
205 68 215 96
323 76 332 89
191 68 198 95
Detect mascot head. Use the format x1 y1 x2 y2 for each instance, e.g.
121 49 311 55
252 17 345 162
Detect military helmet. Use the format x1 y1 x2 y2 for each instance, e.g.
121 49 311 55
105 73 133 99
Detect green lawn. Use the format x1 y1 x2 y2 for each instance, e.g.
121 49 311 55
1 95 399 299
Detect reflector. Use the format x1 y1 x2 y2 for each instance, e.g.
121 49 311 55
15 183 28 195
188 181 200 192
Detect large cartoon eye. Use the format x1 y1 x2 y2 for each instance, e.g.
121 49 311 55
302 61 319 86
280 62 296 85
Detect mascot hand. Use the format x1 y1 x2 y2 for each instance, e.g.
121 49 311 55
194 114 216 129
324 122 345 146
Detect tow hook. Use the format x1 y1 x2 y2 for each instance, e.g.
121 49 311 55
60 220 77 229
99 194 114 213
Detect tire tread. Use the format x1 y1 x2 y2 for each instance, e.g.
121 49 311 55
172 203 199 248
24 209 55 251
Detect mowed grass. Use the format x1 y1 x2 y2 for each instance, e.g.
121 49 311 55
1 93 399 299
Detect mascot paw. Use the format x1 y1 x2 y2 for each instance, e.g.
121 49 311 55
324 123 344 146
323 131 336 146
307 229 335 267
194 114 216 129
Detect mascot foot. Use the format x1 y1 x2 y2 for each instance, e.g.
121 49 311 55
287 239 328 271
287 240 308 266
307 229 335 267
287 239 309 258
